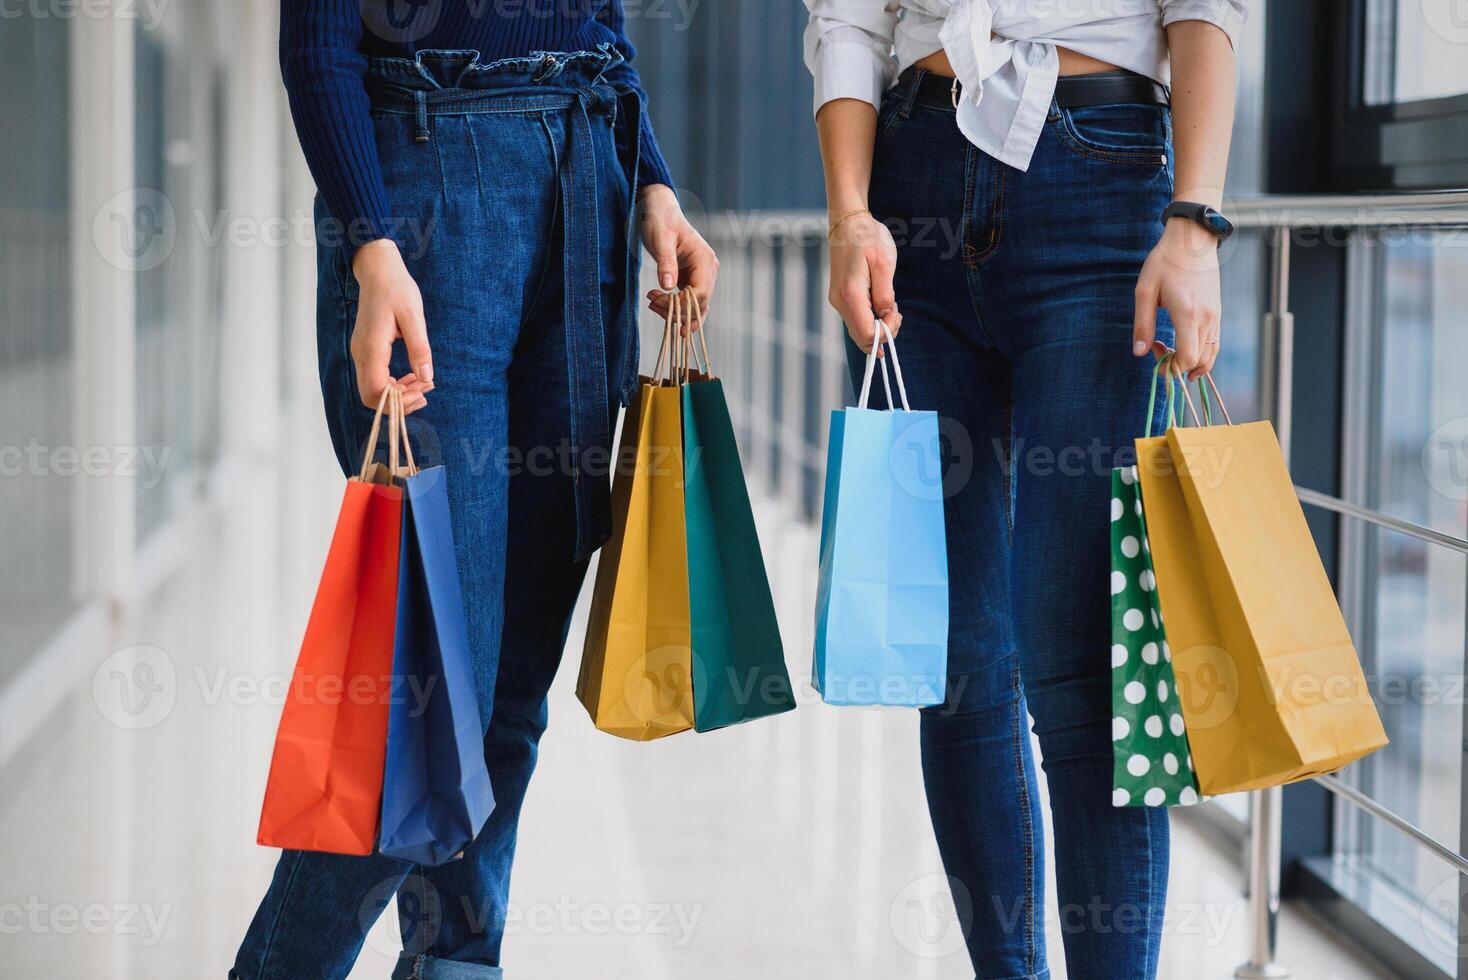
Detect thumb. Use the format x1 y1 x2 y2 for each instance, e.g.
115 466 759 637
1132 275 1159 357
652 234 679 293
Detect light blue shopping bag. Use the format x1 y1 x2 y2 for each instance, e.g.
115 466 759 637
813 321 948 707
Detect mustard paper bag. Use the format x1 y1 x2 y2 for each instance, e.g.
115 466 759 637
577 380 696 740
1139 380 1386 795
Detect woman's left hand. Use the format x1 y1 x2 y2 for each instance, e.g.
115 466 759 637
1132 219 1222 380
638 183 718 331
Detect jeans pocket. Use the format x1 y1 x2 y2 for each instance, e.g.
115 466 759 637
1054 103 1169 168
875 90 906 140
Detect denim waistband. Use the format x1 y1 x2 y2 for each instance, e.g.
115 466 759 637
369 44 622 106
369 43 641 560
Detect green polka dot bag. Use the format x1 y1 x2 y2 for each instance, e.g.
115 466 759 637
1111 362 1200 808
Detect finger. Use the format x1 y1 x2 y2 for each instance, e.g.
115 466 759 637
652 235 679 294
396 378 433 402
869 250 892 319
880 307 903 341
1197 318 1221 378
401 391 429 415
837 286 876 354
1132 275 1159 356
398 301 433 387
686 251 718 325
352 308 395 409
1172 307 1201 377
397 372 433 394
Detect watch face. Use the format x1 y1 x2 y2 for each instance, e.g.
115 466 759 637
1202 208 1233 240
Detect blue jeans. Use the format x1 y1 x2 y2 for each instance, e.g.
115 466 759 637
233 47 640 980
857 70 1177 980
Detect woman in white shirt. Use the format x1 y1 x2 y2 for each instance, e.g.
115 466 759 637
804 2 1245 977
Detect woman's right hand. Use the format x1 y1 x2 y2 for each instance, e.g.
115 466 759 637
827 210 901 354
350 239 434 414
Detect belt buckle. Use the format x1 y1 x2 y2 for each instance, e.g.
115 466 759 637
950 77 960 109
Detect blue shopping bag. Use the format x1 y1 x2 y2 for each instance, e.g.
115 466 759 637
813 322 948 707
379 462 495 865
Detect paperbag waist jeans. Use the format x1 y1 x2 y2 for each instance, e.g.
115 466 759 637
233 46 640 980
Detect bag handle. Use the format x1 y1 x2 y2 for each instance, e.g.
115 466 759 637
1144 353 1210 436
356 385 419 482
1196 372 1233 426
357 386 394 482
856 319 911 411
1144 354 1239 441
652 286 710 386
394 387 419 476
1176 371 1235 428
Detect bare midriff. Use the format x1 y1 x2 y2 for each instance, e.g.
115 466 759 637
913 45 1121 78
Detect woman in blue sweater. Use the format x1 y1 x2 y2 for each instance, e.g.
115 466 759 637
233 4 715 978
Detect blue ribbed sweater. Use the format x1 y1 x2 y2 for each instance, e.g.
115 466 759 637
280 0 674 252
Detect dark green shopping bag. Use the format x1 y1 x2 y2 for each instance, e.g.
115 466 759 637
680 349 795 731
1111 358 1201 808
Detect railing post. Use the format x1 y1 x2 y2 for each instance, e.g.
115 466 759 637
1237 226 1293 979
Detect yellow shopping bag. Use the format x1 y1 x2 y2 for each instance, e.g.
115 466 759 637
577 380 696 740
1138 372 1386 796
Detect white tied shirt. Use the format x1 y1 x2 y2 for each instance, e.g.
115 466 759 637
803 0 1246 171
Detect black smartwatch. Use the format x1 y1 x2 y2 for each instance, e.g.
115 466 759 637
1162 201 1233 244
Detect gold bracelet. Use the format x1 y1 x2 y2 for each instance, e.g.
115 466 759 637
828 207 872 237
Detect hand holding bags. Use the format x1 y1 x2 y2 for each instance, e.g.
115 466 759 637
1137 364 1387 796
258 388 493 863
813 321 948 707
1111 363 1201 807
578 288 795 739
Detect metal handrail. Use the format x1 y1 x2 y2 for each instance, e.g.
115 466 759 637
1234 187 1467 978
1230 190 1468 228
701 192 1468 977
1311 776 1468 877
1295 486 1468 556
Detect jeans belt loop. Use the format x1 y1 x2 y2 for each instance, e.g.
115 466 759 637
413 90 430 143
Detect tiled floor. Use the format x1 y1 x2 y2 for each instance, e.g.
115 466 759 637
0 415 1397 979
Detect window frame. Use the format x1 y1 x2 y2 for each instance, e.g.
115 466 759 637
1327 0 1468 191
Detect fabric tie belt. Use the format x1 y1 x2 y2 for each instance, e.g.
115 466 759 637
367 45 643 562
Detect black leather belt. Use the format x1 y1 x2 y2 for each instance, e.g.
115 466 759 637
901 66 1170 109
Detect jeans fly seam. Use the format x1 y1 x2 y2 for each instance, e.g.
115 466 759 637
970 156 1003 265
519 113 561 342
465 118 488 214
431 129 449 206
959 144 1002 351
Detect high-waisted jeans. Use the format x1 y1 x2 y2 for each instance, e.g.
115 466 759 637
854 69 1178 980
233 46 640 980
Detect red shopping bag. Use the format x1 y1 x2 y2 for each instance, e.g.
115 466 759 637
257 390 408 855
